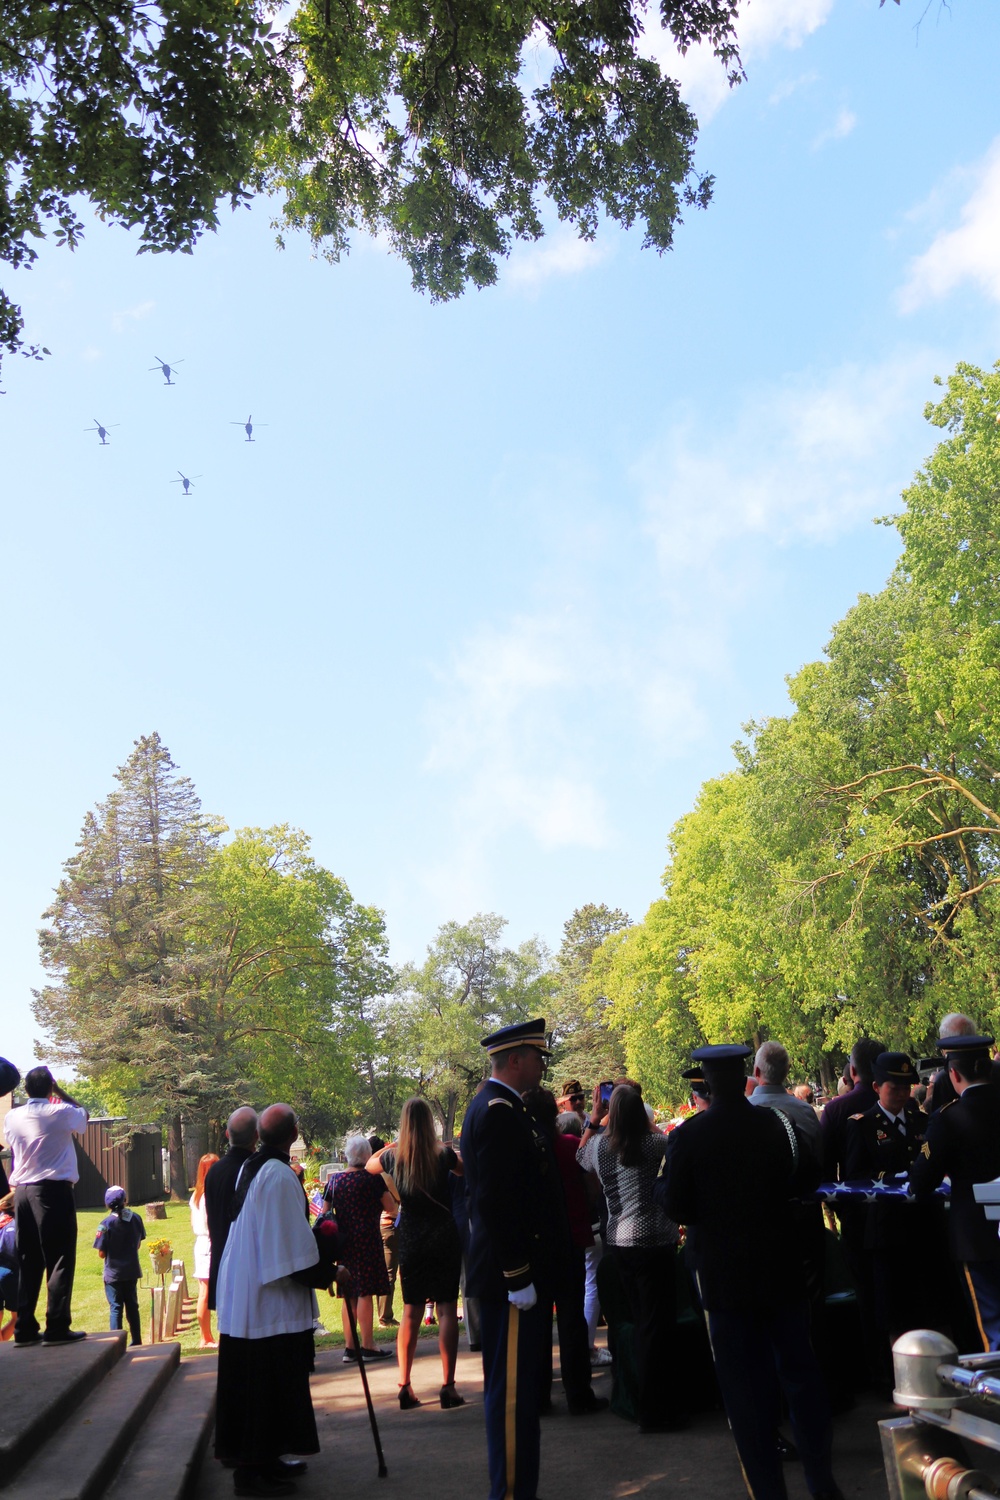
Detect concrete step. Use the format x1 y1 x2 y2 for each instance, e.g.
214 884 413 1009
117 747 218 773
0 1332 127 1483
4 1343 180 1500
105 1357 218 1500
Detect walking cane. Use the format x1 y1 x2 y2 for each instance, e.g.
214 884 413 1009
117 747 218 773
344 1295 388 1478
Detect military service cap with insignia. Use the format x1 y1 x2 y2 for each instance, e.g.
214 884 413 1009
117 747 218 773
872 1051 917 1086
480 1017 552 1058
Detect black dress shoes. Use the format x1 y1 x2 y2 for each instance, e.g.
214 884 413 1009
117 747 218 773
263 1460 308 1478
568 1394 610 1416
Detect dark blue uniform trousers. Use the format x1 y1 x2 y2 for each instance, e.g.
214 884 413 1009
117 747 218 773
706 1299 835 1500
480 1298 544 1500
964 1262 1000 1351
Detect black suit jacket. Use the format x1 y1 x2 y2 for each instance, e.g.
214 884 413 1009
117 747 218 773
657 1096 804 1312
204 1146 255 1310
462 1079 563 1300
910 1083 1000 1263
819 1080 876 1180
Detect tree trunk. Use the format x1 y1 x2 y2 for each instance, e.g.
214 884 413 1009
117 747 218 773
444 1090 457 1144
183 1114 210 1186
167 1114 187 1200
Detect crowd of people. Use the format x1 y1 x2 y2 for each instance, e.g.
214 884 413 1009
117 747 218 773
6 1008 1000 1500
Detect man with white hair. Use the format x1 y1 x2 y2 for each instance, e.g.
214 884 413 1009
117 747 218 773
928 1014 1000 1112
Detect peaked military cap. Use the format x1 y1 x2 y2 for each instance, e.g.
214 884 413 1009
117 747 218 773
936 1033 995 1056
681 1063 710 1097
873 1051 916 1085
481 1018 552 1057
691 1044 752 1074
0 1057 19 1097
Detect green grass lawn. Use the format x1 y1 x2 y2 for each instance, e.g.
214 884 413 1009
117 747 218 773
69 1203 427 1359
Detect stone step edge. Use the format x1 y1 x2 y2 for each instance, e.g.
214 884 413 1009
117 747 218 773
0 1333 127 1482
4 1343 181 1500
104 1357 218 1500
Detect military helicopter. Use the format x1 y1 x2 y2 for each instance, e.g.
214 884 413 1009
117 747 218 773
150 355 184 385
85 419 118 445
170 471 202 496
230 415 267 442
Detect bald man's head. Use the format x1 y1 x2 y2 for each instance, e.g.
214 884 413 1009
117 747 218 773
258 1103 297 1149
226 1106 259 1149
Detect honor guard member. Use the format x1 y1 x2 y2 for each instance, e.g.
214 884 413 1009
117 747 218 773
462 1019 555 1500
681 1065 710 1114
842 1052 947 1368
659 1045 841 1500
910 1033 1000 1350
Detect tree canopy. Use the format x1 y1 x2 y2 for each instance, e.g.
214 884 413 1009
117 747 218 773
598 361 1000 1106
1 0 742 377
35 733 392 1189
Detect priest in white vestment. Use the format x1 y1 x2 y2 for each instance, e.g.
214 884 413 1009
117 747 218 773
215 1104 322 1498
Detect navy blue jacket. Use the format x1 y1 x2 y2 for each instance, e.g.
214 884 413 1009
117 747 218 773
462 1079 562 1299
657 1096 804 1312
910 1083 1000 1263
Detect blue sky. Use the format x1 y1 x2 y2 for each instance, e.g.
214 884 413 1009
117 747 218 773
3 0 1000 1071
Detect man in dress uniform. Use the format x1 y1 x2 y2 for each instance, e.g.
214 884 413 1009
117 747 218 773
843 1052 947 1373
910 1033 1000 1350
659 1044 841 1500
681 1064 710 1114
462 1018 557 1500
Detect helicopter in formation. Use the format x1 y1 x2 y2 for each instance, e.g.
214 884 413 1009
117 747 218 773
150 356 183 385
88 357 268 484
230 415 266 443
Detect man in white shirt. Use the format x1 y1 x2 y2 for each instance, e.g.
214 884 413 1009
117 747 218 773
215 1103 338 1498
5 1066 88 1346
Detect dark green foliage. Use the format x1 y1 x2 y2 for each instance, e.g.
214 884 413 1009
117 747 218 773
0 0 741 376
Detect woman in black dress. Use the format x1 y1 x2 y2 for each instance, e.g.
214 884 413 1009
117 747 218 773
368 1097 465 1409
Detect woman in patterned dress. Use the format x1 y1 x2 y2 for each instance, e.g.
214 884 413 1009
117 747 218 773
326 1134 397 1361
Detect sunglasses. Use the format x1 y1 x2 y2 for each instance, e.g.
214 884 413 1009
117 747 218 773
568 1093 585 1103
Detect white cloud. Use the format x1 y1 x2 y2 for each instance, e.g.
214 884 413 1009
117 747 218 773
768 71 818 106
112 299 156 333
642 0 834 121
417 351 934 899
635 354 929 572
423 614 613 853
899 139 1000 311
812 108 857 150
506 231 611 290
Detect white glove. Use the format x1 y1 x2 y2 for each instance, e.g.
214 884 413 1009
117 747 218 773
508 1283 537 1311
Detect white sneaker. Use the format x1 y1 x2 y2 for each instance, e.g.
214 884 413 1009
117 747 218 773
590 1347 613 1366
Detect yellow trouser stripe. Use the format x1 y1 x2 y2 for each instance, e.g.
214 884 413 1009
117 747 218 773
965 1264 990 1352
504 1303 519 1500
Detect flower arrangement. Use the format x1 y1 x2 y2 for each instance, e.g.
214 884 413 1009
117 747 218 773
148 1238 173 1273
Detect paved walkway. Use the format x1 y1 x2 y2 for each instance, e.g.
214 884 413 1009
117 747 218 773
191 1339 893 1500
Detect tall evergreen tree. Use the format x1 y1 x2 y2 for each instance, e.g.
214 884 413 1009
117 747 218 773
35 733 218 1197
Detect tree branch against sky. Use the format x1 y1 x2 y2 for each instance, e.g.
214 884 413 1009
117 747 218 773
0 0 744 380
